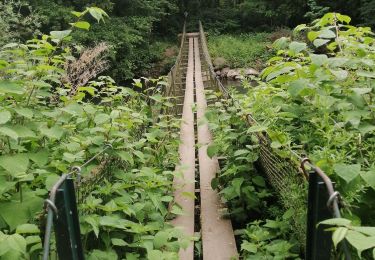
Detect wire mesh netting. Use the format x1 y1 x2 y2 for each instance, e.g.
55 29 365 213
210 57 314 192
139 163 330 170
198 21 308 249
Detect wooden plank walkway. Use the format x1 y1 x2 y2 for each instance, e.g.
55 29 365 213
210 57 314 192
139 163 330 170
194 37 238 260
171 37 196 260
172 33 238 260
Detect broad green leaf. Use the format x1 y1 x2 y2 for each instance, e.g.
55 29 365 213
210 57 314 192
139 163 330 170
357 71 375 78
85 215 99 238
12 125 36 138
0 111 11 124
0 154 29 177
320 218 352 227
111 238 127 247
319 29 336 39
40 125 64 140
29 149 49 167
334 164 361 183
87 249 118 260
307 31 319 41
14 107 34 119
71 21 90 30
241 241 257 253
361 170 375 190
0 126 18 140
50 30 72 40
310 54 328 66
88 7 108 22
207 143 219 158
330 69 348 80
71 11 83 17
148 250 163 260
358 123 375 135
313 39 330 48
16 224 39 234
45 174 60 190
289 41 307 54
332 227 348 248
0 191 43 230
117 151 134 166
94 113 110 125
252 176 265 187
154 231 169 249
0 81 24 95
346 230 375 256
351 226 375 237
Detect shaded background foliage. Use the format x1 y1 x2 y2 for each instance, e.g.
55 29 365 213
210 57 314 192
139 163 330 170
1 0 374 83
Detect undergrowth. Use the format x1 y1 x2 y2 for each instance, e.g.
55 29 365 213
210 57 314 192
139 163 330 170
205 92 300 259
207 33 273 70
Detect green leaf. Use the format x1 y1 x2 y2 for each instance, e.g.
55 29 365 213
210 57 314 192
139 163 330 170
50 30 72 41
87 249 118 260
16 224 39 234
252 176 265 187
0 81 24 95
320 218 352 227
29 149 49 167
0 154 29 177
330 69 348 80
117 151 134 166
12 125 36 138
289 41 307 55
346 230 375 256
71 21 90 30
207 143 219 158
88 7 108 23
14 108 33 119
0 111 11 124
40 125 64 140
310 54 328 66
307 31 320 41
361 170 375 190
85 216 99 238
313 39 330 48
94 113 110 125
71 11 83 17
0 126 18 140
45 174 60 190
241 241 257 253
334 164 361 183
332 227 348 249
148 250 163 260
319 29 336 39
111 238 128 247
154 231 169 249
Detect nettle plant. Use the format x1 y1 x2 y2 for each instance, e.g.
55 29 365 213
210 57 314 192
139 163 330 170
0 7 186 259
204 92 299 258
238 13 375 257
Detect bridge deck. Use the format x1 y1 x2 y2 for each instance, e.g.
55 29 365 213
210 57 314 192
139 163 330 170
171 37 196 259
172 33 238 260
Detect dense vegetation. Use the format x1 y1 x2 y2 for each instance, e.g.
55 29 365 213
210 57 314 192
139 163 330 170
208 13 375 259
2 0 374 83
0 8 191 259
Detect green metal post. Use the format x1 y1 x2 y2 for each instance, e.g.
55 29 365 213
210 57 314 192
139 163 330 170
54 177 84 260
306 171 333 260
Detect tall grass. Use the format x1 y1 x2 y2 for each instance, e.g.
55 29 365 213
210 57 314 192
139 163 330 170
208 33 272 70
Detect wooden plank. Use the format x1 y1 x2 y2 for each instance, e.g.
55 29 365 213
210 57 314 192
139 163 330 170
171 37 196 260
194 37 238 260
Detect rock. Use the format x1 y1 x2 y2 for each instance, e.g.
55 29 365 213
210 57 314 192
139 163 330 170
216 70 221 76
221 67 230 77
244 68 260 76
235 75 245 80
213 57 227 69
227 69 240 79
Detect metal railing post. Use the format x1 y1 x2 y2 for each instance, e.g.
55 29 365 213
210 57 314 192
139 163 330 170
306 170 333 260
54 177 84 260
